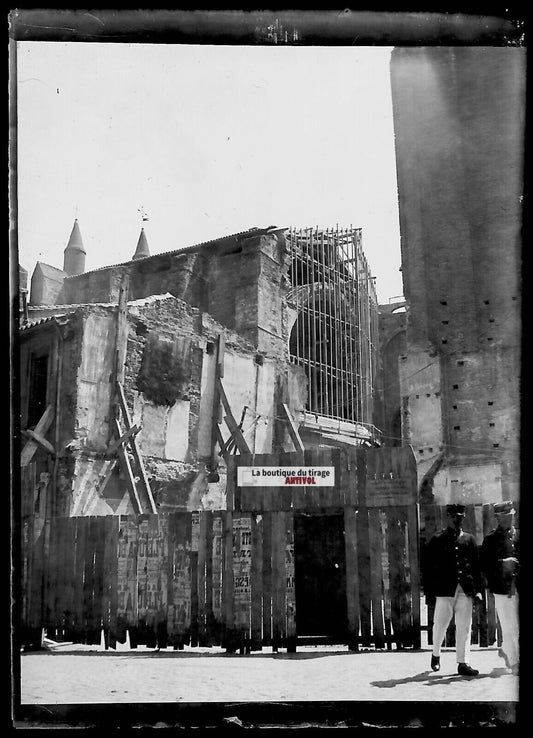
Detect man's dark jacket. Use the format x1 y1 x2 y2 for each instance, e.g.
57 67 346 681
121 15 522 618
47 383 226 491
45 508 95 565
424 527 483 602
480 526 520 595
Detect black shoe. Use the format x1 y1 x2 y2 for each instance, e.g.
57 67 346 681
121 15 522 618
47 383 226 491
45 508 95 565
457 663 479 676
498 648 511 668
431 655 440 672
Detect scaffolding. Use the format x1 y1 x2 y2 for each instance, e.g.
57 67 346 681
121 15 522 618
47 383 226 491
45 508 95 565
286 227 380 438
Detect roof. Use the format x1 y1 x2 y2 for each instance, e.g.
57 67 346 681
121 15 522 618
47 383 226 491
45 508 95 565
132 228 150 260
20 313 73 332
65 226 286 279
65 219 86 253
33 261 66 281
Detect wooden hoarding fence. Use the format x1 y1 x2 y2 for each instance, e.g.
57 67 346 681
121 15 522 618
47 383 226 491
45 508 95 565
20 444 513 652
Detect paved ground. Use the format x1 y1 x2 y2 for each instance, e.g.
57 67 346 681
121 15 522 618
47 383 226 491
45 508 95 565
14 643 520 728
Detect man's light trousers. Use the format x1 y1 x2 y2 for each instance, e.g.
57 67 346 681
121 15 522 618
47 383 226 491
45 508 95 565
432 585 473 664
494 592 519 668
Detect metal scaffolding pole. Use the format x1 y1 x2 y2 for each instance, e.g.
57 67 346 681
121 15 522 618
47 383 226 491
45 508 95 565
286 226 378 432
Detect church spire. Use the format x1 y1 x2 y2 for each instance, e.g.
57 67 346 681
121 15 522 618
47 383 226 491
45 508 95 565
63 219 86 276
132 228 150 260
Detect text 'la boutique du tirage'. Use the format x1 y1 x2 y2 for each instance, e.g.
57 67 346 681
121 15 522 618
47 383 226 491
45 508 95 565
236 467 335 487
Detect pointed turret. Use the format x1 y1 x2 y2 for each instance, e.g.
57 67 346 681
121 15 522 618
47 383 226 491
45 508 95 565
132 228 150 260
63 219 86 276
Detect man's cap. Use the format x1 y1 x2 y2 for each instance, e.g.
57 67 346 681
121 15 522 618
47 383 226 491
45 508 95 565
494 500 515 515
446 503 466 515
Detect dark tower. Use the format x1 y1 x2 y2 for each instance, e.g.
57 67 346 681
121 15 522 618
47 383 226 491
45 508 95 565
132 228 150 260
63 219 86 276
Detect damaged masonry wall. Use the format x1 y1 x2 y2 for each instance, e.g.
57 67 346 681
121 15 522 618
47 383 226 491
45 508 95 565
24 293 307 517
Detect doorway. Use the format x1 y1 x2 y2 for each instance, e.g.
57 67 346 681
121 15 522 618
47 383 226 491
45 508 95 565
294 514 347 638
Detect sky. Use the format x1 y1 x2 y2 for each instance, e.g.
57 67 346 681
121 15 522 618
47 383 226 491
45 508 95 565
15 42 404 303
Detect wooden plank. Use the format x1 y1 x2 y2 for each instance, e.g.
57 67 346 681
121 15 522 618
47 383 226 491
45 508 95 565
380 511 393 650
214 425 230 462
482 504 497 646
271 511 285 650
330 448 342 507
399 507 415 647
262 452 278 513
116 382 157 514
356 447 367 507
407 504 421 649
284 511 296 647
22 429 55 455
44 517 58 637
387 506 407 648
250 512 263 651
43 518 55 636
138 515 161 648
20 404 53 466
217 377 252 455
226 455 236 511
73 516 88 641
167 513 192 647
116 516 138 645
103 515 119 649
302 448 314 510
223 413 252 456
189 512 200 647
114 272 130 386
21 513 32 631
262 511 272 645
368 507 385 648
344 506 360 650
291 450 307 510
197 511 208 646
107 424 141 455
310 447 323 509
115 419 142 514
91 516 106 646
211 514 224 645
222 510 235 650
282 403 305 453
28 519 44 635
82 518 97 644
356 506 371 646
203 511 215 646
233 514 253 651
56 516 72 640
156 515 169 649
95 460 117 500
347 448 359 507
268 452 280 513
216 334 226 378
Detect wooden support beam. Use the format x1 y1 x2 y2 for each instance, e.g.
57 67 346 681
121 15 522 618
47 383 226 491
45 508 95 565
114 419 142 515
116 381 157 514
223 414 252 456
281 403 305 453
217 335 225 378
21 404 54 467
107 424 141 455
226 416 261 456
96 460 117 496
209 334 226 466
22 429 55 456
215 425 230 461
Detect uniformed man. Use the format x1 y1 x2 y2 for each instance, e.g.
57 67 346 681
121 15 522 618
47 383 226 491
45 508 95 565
424 503 483 676
480 500 519 675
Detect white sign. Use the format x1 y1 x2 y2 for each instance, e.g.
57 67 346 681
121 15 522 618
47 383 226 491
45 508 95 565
237 466 335 487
